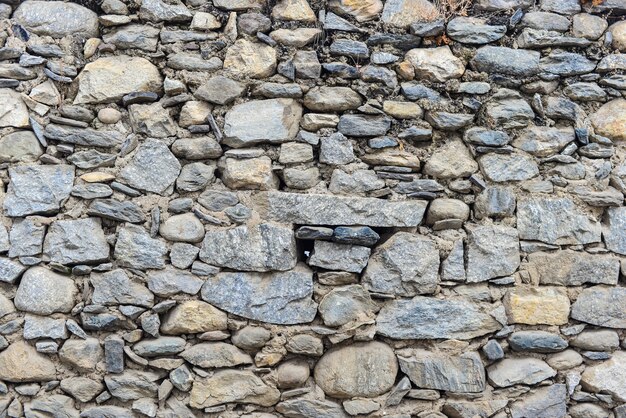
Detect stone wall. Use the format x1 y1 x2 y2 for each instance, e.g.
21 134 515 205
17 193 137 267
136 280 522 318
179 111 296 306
0 0 625 416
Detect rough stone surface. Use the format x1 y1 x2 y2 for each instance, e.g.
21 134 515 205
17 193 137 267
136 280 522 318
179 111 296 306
15 267 77 315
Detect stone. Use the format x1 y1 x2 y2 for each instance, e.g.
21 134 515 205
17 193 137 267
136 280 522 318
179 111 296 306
466 225 520 283
423 140 477 179
443 400 509 418
119 140 181 195
133 337 186 358
479 152 539 182
484 89 534 129
0 131 43 163
139 0 191 22
161 301 227 334
221 156 278 190
277 398 348 417
0 258 26 284
224 39 277 79
564 82 606 102
362 232 439 296
447 17 506 44
329 0 382 22
329 170 385 195
540 51 596 76
517 197 601 245
487 358 556 387
179 101 212 128
172 137 222 160
330 39 369 59
102 24 160 51
522 11 570 32
88 199 144 223
194 76 245 105
319 133 355 165
527 250 619 286
177 163 215 192
571 286 626 328
190 370 280 409
510 384 567 418
308 241 370 273
129 103 177 138
199 223 296 272
0 341 56 382
59 338 103 372
147 268 203 297
286 334 323 356
15 267 77 315
114 225 167 270
314 342 397 398
382 0 439 28
398 350 485 393
303 87 362 112
60 377 103 403
277 359 310 389
200 264 317 325
591 99 626 142
318 285 378 327
232 326 271 350
44 124 124 148
581 351 626 402
74 56 162 104
43 218 109 265
405 46 465 82
547 350 583 370
471 46 540 76
91 269 154 308
181 342 252 368
105 371 160 401
509 331 568 353
605 207 626 255
4 164 74 217
377 297 501 340
256 191 428 227
571 330 619 351
271 28 322 47
513 126 574 157
337 114 391 137
159 213 204 243
573 13 608 40
13 1 98 38
504 287 570 325
8 218 45 258
279 142 313 164
223 99 302 147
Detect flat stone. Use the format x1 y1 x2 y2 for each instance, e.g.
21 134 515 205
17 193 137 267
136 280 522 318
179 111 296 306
308 241 370 273
13 1 98 38
337 114 391 137
129 103 177 138
571 286 626 328
139 0 191 22
4 164 74 217
44 124 124 148
362 232 438 296
114 225 167 270
466 225 520 283
0 341 56 383
405 46 465 82
181 342 252 368
504 287 570 325
539 51 597 76
277 398 349 418
591 99 626 142
528 250 619 285
318 285 378 327
0 91 28 129
510 384 567 418
0 131 43 163
423 140 477 179
88 199 144 223
221 156 278 190
319 133 355 165
74 56 162 104
399 350 485 393
605 207 626 255
573 13 608 40
303 87 362 112
224 39 277 78
564 82 606 102
314 342 397 398
381 0 439 28
484 89 534 129
190 370 280 409
581 351 626 401
105 371 160 402
147 268 203 297
517 28 592 48
256 191 428 227
377 297 501 340
14 267 77 315
172 137 222 159
509 331 568 353
425 112 474 131
479 152 539 182
517 197 601 245
60 377 103 403
134 337 186 358
447 17 506 44
513 126 574 157
471 46 540 76
161 300 227 334
200 264 317 325
522 11 571 32
43 218 109 265
119 140 181 195
102 24 160 51
92 269 154 308
194 76 245 105
443 400 509 418
488 358 556 387
166 53 221 70
571 330 619 351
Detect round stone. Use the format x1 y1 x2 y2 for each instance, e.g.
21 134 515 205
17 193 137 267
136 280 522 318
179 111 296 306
159 213 205 243
314 341 398 398
591 99 626 142
277 359 310 389
610 20 626 52
98 108 122 124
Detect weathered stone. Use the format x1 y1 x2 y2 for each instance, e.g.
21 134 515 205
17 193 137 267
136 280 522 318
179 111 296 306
59 338 103 372
605 207 626 255
271 28 322 47
581 351 626 402
139 0 191 22
314 342 397 398
176 162 215 192
571 286 626 328
91 269 154 308
15 267 77 315
318 285 378 327
471 46 540 76
129 103 177 138
4 164 74 217
0 258 26 284
13 1 98 38
102 24 160 51
510 384 567 418
443 400 509 418
362 232 439 296
159 213 204 243
105 370 160 401
74 56 162 104
44 124 124 148
232 326 271 350
528 250 619 286
479 152 539 182
571 330 619 351
447 17 506 44
161 300 227 334
221 156 278 190
337 114 391 137
224 39 277 79
114 225 167 270
591 99 626 142
88 199 145 223
377 297 501 340
573 13 608 40
60 377 103 403
487 358 556 387
199 223 295 272
466 225 520 283
484 89 534 129
43 218 109 265
181 342 252 368
190 370 280 409
308 240 370 273
504 287 570 325
119 140 181 195
509 331 568 353
133 337 186 357
319 133 355 165
200 264 317 325
0 341 56 382
194 76 245 105
277 398 349 418
513 126 575 157
399 350 485 393
0 131 43 163
423 140 477 179
405 46 465 82
303 87 362 112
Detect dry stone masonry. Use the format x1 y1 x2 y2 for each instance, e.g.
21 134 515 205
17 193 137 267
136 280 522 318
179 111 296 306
0 0 625 417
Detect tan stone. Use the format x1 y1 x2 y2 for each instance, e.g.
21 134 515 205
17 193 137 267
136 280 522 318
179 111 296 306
300 113 339 130
161 300 228 335
98 108 122 124
610 20 626 52
272 0 316 22
190 12 221 30
504 287 570 325
270 28 322 47
277 359 310 389
396 60 415 80
0 89 29 128
423 140 477 179
383 101 423 119
591 98 626 142
221 156 279 190
582 351 626 401
360 149 420 170
224 39 277 79
80 172 115 182
213 0 264 10
190 370 280 408
179 101 212 128
382 0 441 28
406 46 465 82
329 0 383 22
0 341 56 382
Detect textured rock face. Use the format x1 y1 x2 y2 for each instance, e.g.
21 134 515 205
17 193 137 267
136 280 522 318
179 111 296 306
14 267 77 315
13 1 99 38
0 341 57 382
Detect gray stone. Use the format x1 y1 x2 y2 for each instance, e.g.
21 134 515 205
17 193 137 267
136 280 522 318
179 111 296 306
159 213 204 243
517 28 592 48
513 126 574 157
23 395 80 417
223 99 302 148
398 350 485 393
13 1 98 38
102 24 160 51
318 285 378 327
81 406 134 418
92 269 153 308
522 11 571 32
129 103 177 138
181 342 252 368
571 286 626 328
464 127 510 147
139 0 191 22
0 341 56 383
276 398 348 418
190 370 280 409
68 150 116 169
114 225 167 270
256 191 428 227
23 315 68 340
8 218 45 257
466 225 520 283
377 297 501 340
176 163 215 192
0 258 26 284
232 326 271 350
105 371 160 402
479 152 539 182
304 87 362 112
43 218 109 265
509 331 568 353
571 330 619 351
527 250 619 286
147 268 203 297
44 124 124 148
194 76 245 105
405 46 465 82
329 170 385 195
308 240 371 273
471 46 540 76
104 337 124 373
564 82 607 101
337 114 391 137
482 340 504 361
517 197 601 245
605 207 626 255
484 89 534 129
200 264 317 325
447 17 506 44
475 187 516 219
170 243 199 269
510 384 567 418
542 0 580 14
60 377 103 403
119 140 181 195
423 140 477 179
88 199 145 223
540 51 597 76
487 358 556 387
4 164 74 217
133 337 186 357
581 351 626 402
199 223 296 272
362 232 439 296
319 133 355 165
15 267 77 315
0 131 43 163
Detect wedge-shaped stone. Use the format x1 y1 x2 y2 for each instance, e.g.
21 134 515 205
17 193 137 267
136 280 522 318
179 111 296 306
488 358 556 387
362 232 439 296
581 351 626 402
0 341 56 382
91 269 154 308
376 297 501 340
44 124 124 148
398 350 485 393
504 287 570 325
199 223 296 272
118 140 181 195
43 218 109 265
201 264 317 325
181 343 252 368
105 370 160 402
190 370 280 409
571 286 626 328
528 250 619 286
256 192 427 227
466 225 520 283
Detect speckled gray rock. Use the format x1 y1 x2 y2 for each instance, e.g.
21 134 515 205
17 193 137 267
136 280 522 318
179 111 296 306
604 207 626 255
471 46 540 76
318 285 378 327
114 225 167 270
509 331 568 353
13 1 98 38
200 264 317 325
14 267 77 315
147 268 204 297
447 17 506 44
119 140 181 195
510 384 567 418
43 218 110 265
487 358 556 387
527 250 619 286
181 342 252 368
91 269 154 308
308 240 371 273
105 370 160 402
571 286 626 328
466 225 520 283
479 152 539 182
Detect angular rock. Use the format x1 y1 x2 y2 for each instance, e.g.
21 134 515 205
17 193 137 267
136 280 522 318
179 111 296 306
129 103 177 138
147 269 204 297
139 0 191 22
512 126 574 157
527 250 619 286
510 384 567 418
194 76 245 105
318 285 378 327
200 264 317 325
0 90 29 128
304 87 362 112
0 341 56 383
571 286 626 328
88 199 144 223
161 300 227 334
337 114 391 137
466 225 520 283
405 46 465 82
13 1 98 38
59 338 103 372
119 140 181 195
484 89 534 129
471 46 540 76
479 152 539 182
91 269 154 308
447 17 506 44
190 370 280 409
319 133 355 165
0 131 43 162
581 351 626 401
488 358 556 387
105 371 159 402
591 99 626 142
539 51 597 76
181 342 252 368
15 267 77 315
44 124 124 148
277 398 348 418
224 39 277 79
221 156 278 190
308 241 370 273
114 225 167 270
43 218 109 265
423 140 477 179
504 287 570 325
